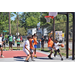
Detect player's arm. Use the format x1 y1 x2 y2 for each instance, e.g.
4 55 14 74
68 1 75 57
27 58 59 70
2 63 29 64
58 44 61 46
52 43 57 50
49 31 53 39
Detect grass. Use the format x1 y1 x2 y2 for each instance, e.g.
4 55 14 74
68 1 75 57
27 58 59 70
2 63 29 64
37 47 72 56
3 47 23 50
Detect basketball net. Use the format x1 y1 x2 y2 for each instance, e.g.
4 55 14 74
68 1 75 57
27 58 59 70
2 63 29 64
45 17 51 23
45 12 57 23
45 16 54 23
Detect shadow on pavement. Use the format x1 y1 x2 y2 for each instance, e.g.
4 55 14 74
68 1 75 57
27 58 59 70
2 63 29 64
36 57 64 61
14 56 26 59
14 56 26 61
36 57 53 60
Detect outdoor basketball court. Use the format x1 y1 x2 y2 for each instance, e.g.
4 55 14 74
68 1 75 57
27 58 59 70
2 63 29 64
0 50 74 62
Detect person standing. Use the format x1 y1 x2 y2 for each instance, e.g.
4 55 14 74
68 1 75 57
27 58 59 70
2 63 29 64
8 34 13 51
33 33 38 58
20 36 23 42
13 36 15 45
2 36 6 51
17 36 21 50
0 34 4 57
41 36 45 50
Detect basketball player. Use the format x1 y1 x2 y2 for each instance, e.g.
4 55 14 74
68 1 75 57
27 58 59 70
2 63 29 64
0 34 4 57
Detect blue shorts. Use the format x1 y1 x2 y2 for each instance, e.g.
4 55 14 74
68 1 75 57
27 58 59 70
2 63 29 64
34 45 37 48
48 47 52 50
30 49 33 53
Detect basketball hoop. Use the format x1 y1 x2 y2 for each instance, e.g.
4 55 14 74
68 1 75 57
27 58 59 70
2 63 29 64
44 16 54 23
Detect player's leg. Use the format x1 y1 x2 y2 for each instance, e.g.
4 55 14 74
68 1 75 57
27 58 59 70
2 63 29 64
54 50 57 57
58 49 63 60
34 45 37 58
25 54 31 62
48 47 53 59
49 49 53 58
30 49 35 61
24 49 31 62
1 47 4 57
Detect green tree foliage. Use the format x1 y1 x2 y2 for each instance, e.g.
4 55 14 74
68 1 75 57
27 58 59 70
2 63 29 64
0 12 73 36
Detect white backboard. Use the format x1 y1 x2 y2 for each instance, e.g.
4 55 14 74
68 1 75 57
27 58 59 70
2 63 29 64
49 12 58 17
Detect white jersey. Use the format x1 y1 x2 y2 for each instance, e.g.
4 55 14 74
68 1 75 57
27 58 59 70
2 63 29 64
23 40 30 51
54 42 59 50
0 37 2 45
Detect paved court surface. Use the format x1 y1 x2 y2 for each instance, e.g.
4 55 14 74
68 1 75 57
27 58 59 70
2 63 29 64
0 50 75 62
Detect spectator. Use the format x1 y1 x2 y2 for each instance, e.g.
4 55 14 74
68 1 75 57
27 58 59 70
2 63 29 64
2 36 6 51
6 37 8 45
8 34 13 51
17 36 21 50
20 36 23 42
41 36 45 50
13 36 15 45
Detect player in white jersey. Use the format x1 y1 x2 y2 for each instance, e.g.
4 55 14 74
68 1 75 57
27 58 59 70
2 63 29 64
53 39 63 60
0 34 4 57
23 36 31 62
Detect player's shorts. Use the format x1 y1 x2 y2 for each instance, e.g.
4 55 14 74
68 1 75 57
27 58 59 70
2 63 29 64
34 45 37 48
23 49 30 55
0 45 3 48
56 49 60 53
30 49 33 53
48 47 52 50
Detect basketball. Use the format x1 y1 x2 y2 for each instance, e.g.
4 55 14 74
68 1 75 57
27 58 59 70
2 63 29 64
61 44 64 47
69 48 71 50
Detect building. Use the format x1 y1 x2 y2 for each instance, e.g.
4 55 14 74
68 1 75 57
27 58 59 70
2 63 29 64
27 28 48 39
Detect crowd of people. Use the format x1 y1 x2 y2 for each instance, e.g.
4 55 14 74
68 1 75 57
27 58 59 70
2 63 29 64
0 33 23 57
23 32 63 62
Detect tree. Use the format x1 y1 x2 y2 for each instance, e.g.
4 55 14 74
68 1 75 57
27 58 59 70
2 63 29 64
19 12 41 30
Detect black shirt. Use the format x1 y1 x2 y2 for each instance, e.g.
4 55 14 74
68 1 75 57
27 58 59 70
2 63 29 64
41 38 45 43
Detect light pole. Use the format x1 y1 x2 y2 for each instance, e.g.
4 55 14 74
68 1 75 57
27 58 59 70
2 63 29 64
53 17 55 41
9 12 11 35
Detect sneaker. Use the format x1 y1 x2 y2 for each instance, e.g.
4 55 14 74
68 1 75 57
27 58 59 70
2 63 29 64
1 55 4 58
48 55 50 58
61 58 63 60
48 55 53 59
54 53 56 57
34 55 37 58
31 59 35 61
24 60 29 62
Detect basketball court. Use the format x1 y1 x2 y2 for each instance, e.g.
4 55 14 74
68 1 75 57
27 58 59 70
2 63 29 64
0 50 75 62
0 50 48 58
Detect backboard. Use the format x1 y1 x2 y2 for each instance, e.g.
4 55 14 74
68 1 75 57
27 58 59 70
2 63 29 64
49 12 58 17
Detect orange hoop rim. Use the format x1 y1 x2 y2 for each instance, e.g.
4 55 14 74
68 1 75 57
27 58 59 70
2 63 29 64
44 16 54 19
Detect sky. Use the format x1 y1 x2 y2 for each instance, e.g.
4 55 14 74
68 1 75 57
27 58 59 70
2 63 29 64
11 12 23 20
